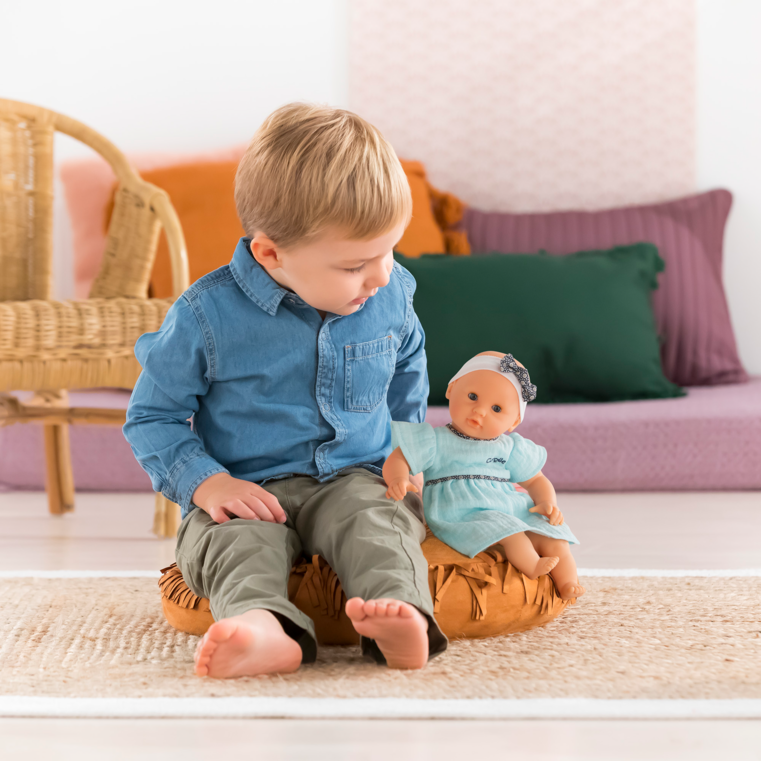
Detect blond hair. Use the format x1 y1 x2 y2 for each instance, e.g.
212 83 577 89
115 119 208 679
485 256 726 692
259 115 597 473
234 102 412 248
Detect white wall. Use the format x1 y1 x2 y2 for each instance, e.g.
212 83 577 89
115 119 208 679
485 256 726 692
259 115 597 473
3 0 348 300
2 0 348 160
2 0 758 373
696 0 761 374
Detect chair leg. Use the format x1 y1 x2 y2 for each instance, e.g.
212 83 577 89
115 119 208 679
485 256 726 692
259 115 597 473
43 423 75 514
153 493 181 538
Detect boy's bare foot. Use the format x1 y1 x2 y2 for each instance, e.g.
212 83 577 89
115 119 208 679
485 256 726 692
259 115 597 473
345 597 429 670
527 555 559 580
194 609 302 678
558 581 586 600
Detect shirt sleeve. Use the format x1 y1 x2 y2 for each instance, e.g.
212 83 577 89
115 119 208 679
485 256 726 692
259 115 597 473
506 433 548 484
386 264 429 424
122 296 228 515
391 422 437 475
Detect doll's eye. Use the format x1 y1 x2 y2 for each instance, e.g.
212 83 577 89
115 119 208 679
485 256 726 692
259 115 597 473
468 392 477 401
492 405 502 413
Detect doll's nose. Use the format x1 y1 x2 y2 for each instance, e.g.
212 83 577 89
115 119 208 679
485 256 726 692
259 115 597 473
472 406 486 418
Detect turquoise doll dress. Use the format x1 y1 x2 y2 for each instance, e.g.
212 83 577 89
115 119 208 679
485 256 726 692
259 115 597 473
391 421 579 558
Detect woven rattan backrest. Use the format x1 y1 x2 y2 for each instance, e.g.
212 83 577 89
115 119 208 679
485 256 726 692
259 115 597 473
0 99 188 302
0 104 56 301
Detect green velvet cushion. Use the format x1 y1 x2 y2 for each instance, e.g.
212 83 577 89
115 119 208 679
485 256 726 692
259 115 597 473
395 244 685 405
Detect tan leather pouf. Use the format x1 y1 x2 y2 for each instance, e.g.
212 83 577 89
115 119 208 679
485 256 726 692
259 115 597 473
159 532 573 644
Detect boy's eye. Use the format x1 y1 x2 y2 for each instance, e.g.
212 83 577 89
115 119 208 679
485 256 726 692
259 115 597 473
468 392 477 401
345 264 366 273
492 405 502 413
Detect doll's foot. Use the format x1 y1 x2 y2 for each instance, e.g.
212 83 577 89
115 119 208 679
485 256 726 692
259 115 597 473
345 597 429 670
527 556 559 580
558 581 586 600
194 609 302 678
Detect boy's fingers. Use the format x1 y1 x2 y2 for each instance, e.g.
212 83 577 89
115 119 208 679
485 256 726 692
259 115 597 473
210 507 230 524
227 499 259 521
253 488 287 523
246 497 279 523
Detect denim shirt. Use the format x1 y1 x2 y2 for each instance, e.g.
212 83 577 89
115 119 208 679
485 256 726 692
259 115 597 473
123 237 428 518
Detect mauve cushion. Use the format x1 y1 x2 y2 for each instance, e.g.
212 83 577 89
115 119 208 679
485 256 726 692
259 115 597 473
463 190 747 387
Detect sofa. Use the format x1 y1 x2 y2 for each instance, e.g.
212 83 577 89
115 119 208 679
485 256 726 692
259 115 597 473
2 376 759 496
2 168 759 495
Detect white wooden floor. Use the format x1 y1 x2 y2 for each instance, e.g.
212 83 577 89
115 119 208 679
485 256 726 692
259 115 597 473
1 489 760 760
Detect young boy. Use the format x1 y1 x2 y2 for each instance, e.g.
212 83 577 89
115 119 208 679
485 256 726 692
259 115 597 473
124 102 448 677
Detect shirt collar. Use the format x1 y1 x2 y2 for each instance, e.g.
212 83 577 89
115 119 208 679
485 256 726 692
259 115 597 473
229 237 288 316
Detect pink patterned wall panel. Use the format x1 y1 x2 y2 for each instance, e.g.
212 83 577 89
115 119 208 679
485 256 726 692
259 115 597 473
349 0 695 212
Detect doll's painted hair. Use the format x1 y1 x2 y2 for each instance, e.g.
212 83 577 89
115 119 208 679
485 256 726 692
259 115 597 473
234 102 412 248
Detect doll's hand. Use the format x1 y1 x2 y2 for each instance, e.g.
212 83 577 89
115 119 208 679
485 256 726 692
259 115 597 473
192 472 287 524
385 478 419 502
529 501 564 526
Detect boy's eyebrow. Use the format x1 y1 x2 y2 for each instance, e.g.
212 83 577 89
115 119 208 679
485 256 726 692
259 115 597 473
338 252 386 265
338 236 404 265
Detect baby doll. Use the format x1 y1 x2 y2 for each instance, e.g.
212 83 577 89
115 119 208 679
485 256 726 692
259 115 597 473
383 351 585 600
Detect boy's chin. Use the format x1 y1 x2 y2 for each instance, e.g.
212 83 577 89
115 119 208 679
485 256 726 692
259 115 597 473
334 302 363 315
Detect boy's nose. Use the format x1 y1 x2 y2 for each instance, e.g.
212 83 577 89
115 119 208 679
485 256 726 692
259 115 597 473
366 264 391 290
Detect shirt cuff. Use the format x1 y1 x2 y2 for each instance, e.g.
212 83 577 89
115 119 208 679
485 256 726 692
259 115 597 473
166 452 229 516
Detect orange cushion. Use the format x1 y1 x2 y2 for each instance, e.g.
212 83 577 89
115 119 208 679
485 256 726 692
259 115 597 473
396 160 470 259
394 160 447 257
115 158 470 298
139 161 245 299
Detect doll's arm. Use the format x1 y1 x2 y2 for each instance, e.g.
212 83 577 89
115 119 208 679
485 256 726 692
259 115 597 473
383 446 420 501
518 472 564 526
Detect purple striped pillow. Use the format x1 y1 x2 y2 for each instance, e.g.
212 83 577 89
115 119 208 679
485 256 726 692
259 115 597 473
463 190 747 387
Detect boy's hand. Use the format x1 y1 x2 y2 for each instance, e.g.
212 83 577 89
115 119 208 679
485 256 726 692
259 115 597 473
385 478 418 502
192 472 287 525
529 501 564 526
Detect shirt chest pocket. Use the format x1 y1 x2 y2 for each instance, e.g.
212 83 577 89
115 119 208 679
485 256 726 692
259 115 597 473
344 335 395 412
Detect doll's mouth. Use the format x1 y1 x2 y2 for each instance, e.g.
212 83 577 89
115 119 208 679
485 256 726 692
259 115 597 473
466 417 482 428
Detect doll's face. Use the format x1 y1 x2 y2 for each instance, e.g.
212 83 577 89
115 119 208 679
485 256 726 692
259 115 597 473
446 370 522 439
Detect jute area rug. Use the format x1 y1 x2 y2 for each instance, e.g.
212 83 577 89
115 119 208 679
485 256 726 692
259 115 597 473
1 574 760 708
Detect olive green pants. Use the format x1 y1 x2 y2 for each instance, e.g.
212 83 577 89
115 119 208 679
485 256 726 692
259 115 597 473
175 467 448 664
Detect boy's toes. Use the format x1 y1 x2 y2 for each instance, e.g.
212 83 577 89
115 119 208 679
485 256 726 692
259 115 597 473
345 597 368 622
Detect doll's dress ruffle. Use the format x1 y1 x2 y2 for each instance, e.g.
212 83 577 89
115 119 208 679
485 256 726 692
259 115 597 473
391 422 579 559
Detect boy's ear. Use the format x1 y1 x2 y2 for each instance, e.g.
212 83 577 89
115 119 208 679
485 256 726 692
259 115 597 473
249 233 282 271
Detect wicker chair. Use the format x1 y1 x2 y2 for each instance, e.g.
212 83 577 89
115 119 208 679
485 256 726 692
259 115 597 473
0 98 190 538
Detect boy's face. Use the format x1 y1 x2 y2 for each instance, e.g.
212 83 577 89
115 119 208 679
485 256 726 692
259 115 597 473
250 223 406 316
446 370 522 439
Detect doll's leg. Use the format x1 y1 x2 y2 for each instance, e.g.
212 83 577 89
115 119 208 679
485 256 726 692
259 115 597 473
499 532 559 580
526 533 585 600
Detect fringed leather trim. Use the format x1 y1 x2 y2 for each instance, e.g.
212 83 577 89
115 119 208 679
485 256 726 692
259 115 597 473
159 550 571 623
430 543 568 620
292 555 346 621
158 563 206 611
